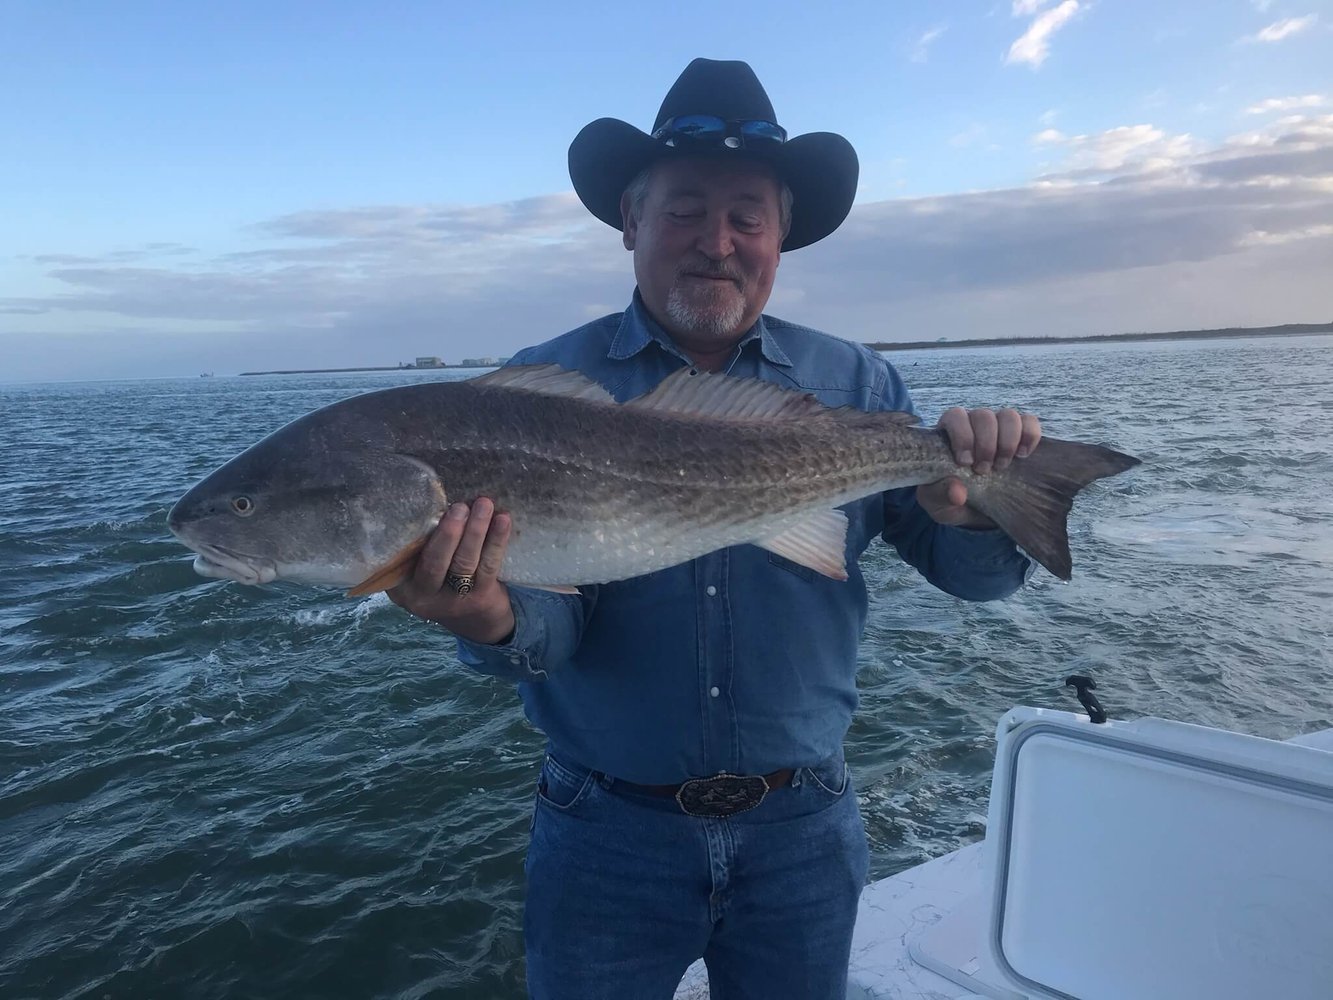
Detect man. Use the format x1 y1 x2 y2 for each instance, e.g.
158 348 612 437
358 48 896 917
391 59 1040 999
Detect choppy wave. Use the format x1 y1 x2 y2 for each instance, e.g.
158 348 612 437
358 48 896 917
2 340 1331 998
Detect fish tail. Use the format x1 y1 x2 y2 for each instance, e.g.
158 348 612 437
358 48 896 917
968 438 1140 580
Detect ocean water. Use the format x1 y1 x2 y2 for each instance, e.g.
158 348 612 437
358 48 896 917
2 336 1331 999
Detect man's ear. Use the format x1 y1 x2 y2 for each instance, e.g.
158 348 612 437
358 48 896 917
620 191 637 250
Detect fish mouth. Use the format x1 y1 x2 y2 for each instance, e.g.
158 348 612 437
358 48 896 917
186 542 277 586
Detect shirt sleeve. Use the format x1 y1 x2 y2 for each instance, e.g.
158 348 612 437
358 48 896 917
454 584 598 681
874 360 1033 601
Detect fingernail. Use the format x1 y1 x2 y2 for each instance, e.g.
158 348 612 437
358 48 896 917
994 457 1010 472
447 503 469 520
1017 446 1031 458
957 450 973 467
975 462 991 476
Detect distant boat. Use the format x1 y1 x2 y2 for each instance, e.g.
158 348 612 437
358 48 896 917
199 372 214 378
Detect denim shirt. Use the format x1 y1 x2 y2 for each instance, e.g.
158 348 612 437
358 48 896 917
457 293 1030 784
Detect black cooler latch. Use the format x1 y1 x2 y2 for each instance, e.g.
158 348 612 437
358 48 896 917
1065 675 1107 724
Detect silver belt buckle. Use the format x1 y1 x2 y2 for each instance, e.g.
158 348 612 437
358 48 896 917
675 773 770 818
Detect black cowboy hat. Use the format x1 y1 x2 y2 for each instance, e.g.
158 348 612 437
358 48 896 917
568 58 859 252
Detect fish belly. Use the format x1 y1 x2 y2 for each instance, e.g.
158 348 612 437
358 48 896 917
498 505 816 586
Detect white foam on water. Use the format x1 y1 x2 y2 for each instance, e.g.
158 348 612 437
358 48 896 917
285 592 390 628
1094 498 1327 565
290 607 341 626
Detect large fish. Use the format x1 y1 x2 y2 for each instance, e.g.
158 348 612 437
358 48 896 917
167 365 1139 593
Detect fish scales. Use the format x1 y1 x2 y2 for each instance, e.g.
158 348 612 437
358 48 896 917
360 382 948 584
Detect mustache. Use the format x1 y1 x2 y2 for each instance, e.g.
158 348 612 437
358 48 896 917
676 259 744 285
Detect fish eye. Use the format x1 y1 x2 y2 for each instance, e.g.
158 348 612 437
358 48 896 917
231 495 256 517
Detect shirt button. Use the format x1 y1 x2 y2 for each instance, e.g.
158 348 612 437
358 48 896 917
705 585 717 597
709 686 720 698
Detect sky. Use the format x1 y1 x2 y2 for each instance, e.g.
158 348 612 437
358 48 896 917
2 0 1331 382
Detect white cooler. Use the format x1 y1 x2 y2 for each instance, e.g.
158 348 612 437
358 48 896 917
910 707 1333 999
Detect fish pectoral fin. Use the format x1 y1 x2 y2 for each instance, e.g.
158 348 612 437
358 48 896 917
755 510 849 581
346 538 429 597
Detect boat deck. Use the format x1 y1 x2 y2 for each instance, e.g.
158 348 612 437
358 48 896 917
674 724 1333 999
674 841 985 999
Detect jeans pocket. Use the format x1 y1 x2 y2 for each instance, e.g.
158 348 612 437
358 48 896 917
536 754 596 813
805 758 850 798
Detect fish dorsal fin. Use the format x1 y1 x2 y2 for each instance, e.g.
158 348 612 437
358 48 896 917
626 367 922 426
626 368 830 422
471 364 614 404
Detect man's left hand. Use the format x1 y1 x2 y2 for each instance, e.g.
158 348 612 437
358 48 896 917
916 407 1042 528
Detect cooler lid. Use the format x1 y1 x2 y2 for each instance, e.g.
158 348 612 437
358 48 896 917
981 707 1333 1000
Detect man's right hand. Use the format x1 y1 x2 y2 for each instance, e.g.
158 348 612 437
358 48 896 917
388 497 516 645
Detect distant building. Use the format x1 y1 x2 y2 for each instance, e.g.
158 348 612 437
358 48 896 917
460 356 506 367
414 356 444 368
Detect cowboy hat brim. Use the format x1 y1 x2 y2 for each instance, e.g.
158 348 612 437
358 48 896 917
568 117 858 252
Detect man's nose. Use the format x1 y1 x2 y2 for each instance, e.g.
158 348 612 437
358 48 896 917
694 216 735 259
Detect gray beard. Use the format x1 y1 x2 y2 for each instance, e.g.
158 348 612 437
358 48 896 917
665 284 747 338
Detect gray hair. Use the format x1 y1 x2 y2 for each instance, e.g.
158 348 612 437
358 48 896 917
624 163 793 239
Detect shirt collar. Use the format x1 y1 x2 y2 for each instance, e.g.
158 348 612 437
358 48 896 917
607 289 793 368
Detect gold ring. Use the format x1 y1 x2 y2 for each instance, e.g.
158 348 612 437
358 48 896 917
445 572 475 596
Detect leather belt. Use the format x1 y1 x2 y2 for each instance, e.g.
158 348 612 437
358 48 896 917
613 768 796 818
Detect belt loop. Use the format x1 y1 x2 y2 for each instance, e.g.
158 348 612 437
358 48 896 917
595 771 613 790
790 768 803 789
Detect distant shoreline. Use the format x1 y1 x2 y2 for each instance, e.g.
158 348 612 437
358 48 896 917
866 322 1332 352
237 364 495 376
234 322 1332 376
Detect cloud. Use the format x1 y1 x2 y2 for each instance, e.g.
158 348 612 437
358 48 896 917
1006 0 1080 68
1240 223 1333 247
949 123 992 148
911 24 947 63
4 195 615 327
1246 14 1318 42
778 118 1333 345
4 115 1332 381
1246 94 1327 115
20 244 199 267
1033 124 1201 177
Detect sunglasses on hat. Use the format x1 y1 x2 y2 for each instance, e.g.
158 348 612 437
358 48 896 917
651 114 788 150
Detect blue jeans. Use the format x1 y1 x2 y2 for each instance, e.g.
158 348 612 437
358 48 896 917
524 752 870 1000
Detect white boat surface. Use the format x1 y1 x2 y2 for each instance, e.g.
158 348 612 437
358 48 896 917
675 709 1333 999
